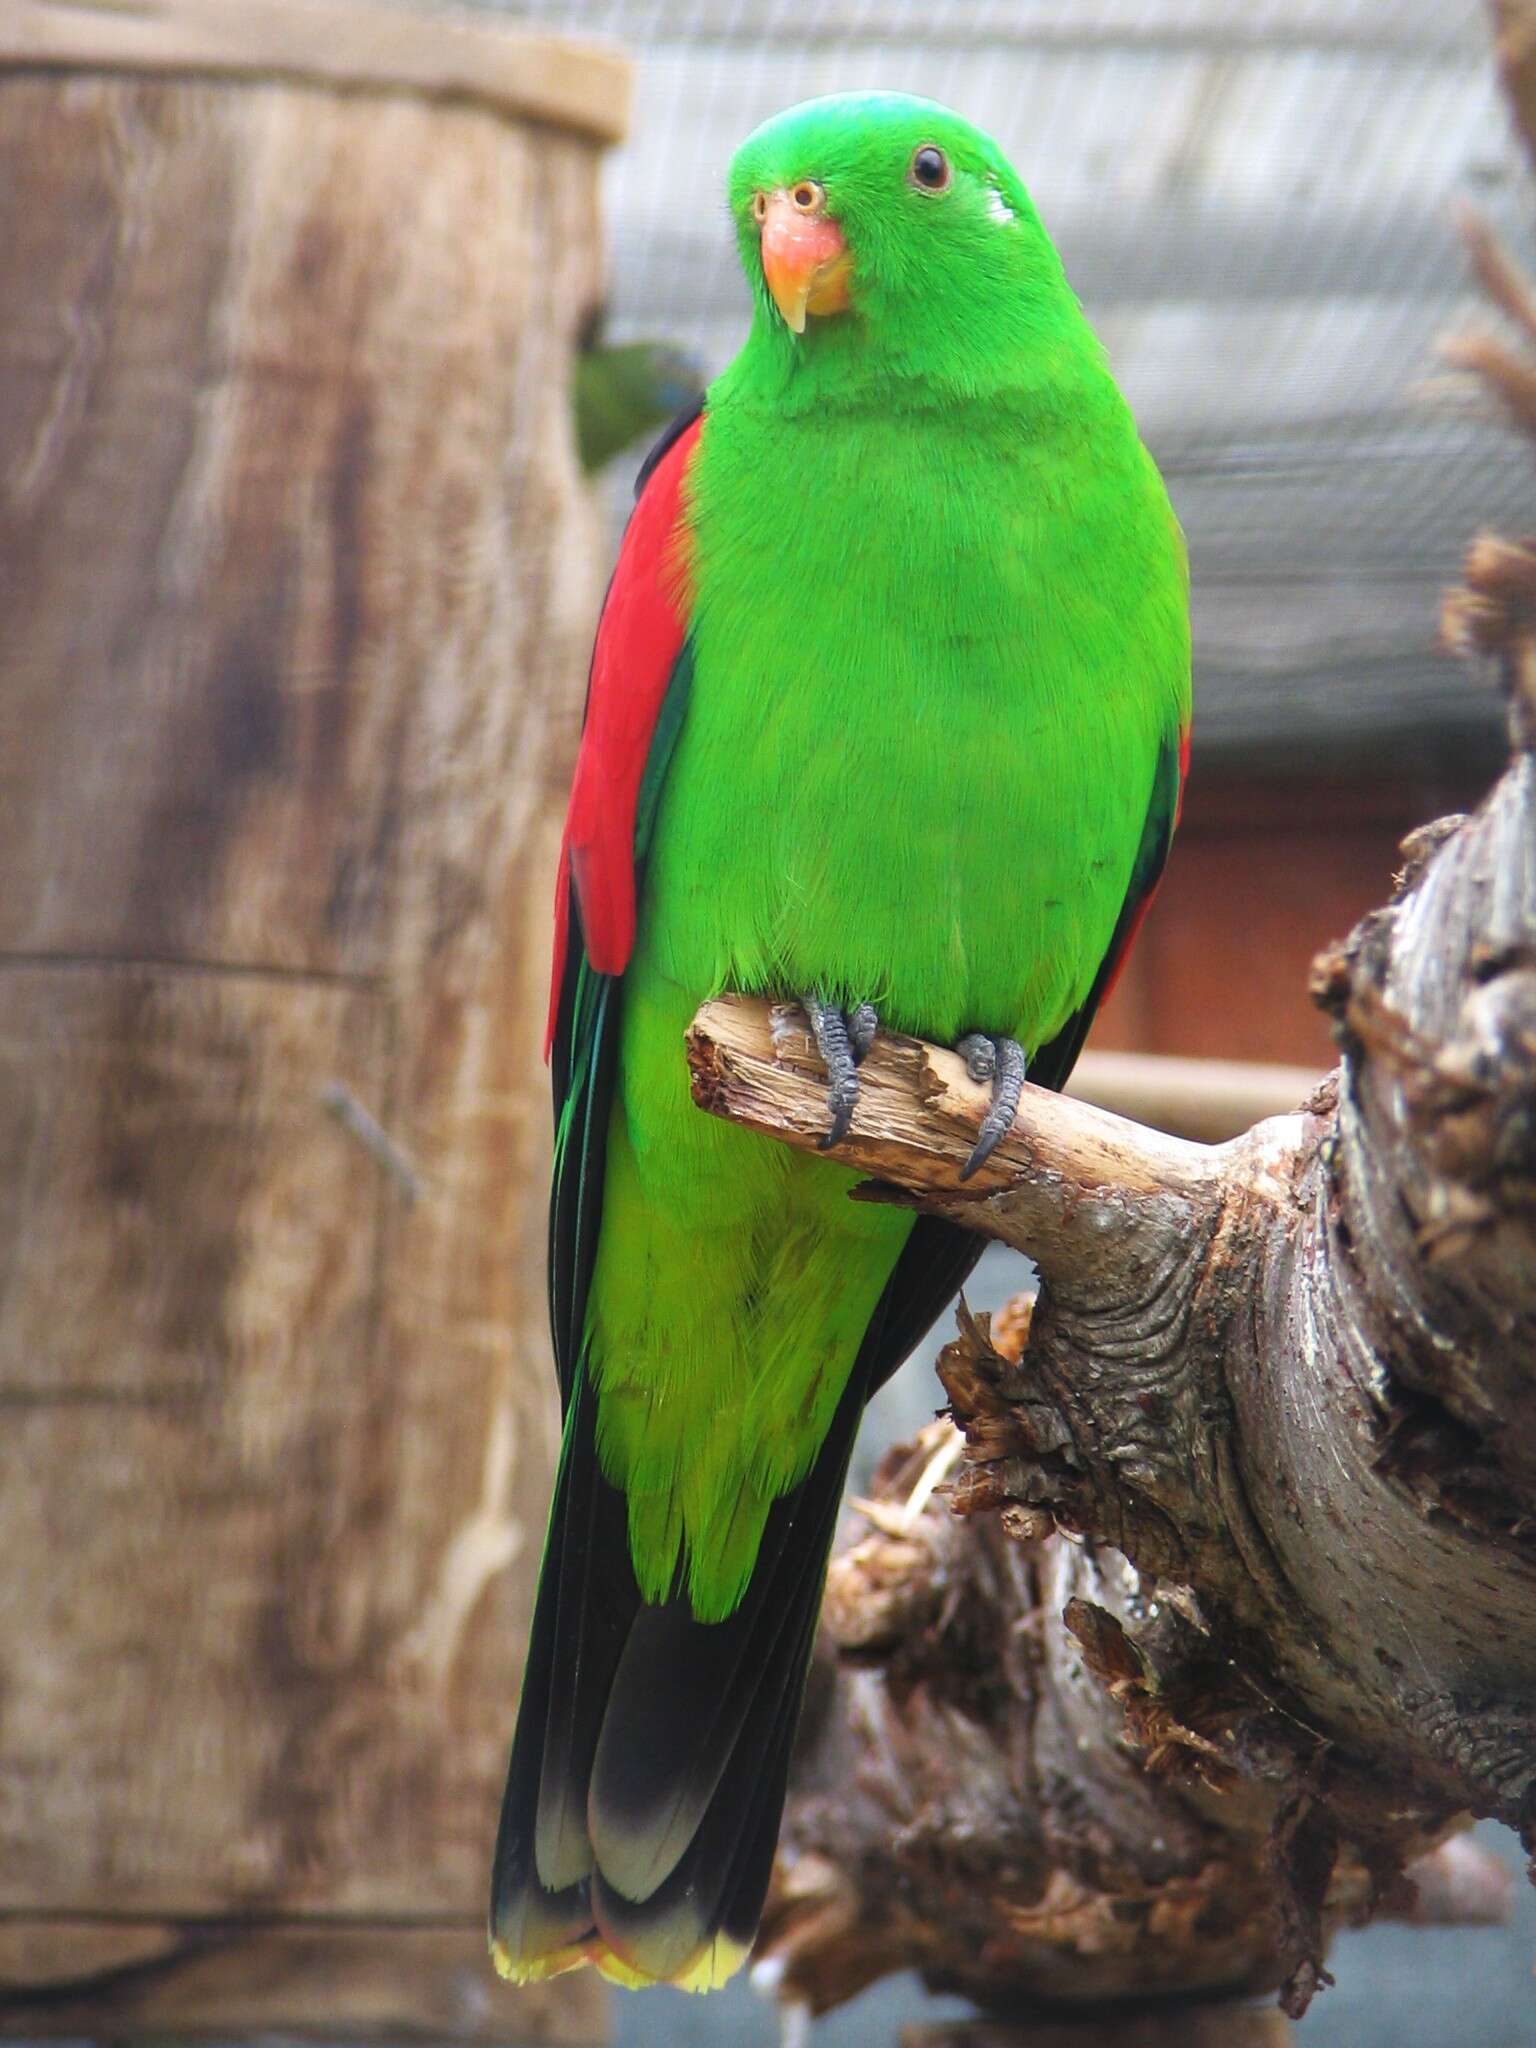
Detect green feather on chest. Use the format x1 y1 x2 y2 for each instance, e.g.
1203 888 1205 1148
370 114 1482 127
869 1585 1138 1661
642 401 1186 1048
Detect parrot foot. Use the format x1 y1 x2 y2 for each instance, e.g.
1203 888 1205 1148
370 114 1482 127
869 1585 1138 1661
955 1033 1027 1181
802 997 880 1149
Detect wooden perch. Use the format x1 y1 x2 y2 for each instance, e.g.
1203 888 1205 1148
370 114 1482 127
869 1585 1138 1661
1067 1051 1323 1144
684 659 1536 2025
687 998 1223 1273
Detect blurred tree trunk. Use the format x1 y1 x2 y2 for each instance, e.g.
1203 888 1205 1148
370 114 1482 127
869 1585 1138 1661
0 9 624 2039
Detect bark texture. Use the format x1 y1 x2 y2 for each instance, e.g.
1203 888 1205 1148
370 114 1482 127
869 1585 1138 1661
685 654 1536 2023
901 2013 1296 2048
0 28 613 2042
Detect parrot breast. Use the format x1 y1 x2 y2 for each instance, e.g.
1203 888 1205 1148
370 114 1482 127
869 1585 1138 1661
587 385 1189 1621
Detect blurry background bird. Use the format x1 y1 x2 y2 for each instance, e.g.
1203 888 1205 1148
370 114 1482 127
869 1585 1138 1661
574 307 707 473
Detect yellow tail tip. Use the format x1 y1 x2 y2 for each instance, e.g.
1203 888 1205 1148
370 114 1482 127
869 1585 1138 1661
591 1929 750 1993
671 1932 752 1993
490 1930 751 1994
490 1936 591 1985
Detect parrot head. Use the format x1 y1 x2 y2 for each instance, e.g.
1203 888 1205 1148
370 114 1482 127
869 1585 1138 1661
727 93 1072 390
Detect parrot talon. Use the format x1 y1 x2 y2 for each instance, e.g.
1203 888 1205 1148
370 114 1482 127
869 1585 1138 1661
847 1002 879 1064
802 996 879 1148
956 1032 996 1085
957 1034 1027 1180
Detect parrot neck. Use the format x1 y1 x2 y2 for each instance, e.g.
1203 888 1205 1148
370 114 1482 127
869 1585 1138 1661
717 296 1120 432
720 234 1114 424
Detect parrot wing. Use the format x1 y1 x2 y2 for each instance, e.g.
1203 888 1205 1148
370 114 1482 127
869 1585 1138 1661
546 402 702 1410
493 404 707 1985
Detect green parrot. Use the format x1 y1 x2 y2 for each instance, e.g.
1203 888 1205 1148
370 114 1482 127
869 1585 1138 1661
572 310 707 474
491 92 1191 1994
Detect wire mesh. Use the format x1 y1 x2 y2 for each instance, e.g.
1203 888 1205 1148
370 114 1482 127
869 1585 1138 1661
458 0 1532 771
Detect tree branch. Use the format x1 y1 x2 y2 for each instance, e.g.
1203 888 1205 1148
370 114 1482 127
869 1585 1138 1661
687 998 1224 1278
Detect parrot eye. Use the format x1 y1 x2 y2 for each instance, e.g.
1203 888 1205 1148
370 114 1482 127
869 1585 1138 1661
790 180 824 213
751 191 768 224
910 145 951 193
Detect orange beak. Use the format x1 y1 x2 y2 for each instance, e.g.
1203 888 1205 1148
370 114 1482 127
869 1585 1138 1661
759 190 851 334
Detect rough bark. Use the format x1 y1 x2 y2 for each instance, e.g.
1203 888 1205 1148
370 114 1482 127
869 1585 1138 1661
0 25 613 2041
685 655 1536 2024
901 2013 1295 2048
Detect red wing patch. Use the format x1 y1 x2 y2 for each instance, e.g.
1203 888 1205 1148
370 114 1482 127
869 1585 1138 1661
546 417 701 1056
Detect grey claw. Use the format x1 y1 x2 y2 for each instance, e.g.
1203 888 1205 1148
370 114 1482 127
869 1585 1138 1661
958 1034 1027 1181
803 996 880 1149
955 1031 996 1085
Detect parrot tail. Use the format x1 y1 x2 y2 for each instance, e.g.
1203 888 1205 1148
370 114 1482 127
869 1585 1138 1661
488 1354 866 1993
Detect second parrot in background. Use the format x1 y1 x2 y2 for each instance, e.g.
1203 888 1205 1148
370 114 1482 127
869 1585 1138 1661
573 308 707 473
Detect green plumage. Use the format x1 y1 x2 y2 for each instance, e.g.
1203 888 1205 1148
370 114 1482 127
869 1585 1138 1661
492 90 1190 1993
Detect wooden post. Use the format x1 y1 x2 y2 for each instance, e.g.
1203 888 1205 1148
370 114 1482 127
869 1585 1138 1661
0 8 624 2039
